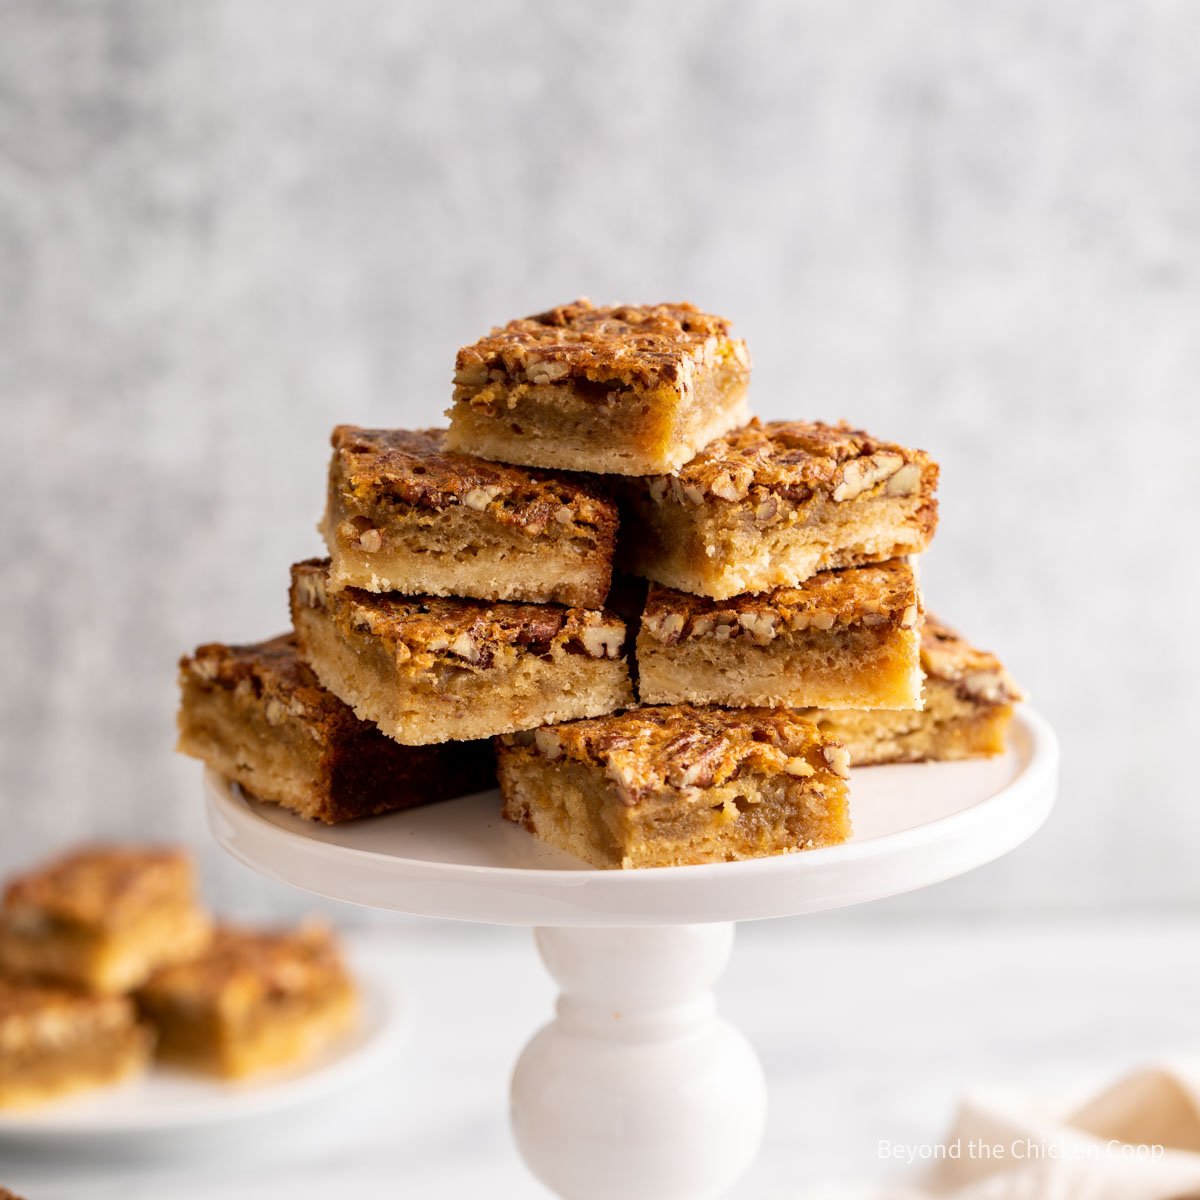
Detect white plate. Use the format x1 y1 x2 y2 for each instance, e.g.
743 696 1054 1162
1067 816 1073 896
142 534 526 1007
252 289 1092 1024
0 960 406 1152
206 707 1058 927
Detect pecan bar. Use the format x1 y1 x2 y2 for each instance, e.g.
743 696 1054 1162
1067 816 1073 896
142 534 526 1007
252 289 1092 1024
321 426 617 607
801 616 1024 764
497 705 850 869
446 300 751 476
178 634 496 822
638 559 924 710
0 975 153 1108
136 923 356 1079
617 419 938 599
0 846 211 994
290 559 633 745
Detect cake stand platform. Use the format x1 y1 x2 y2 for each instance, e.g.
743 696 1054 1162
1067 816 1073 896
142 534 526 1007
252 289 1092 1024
206 707 1057 1200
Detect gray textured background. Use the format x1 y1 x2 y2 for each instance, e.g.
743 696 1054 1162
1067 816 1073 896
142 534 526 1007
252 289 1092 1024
1 0 1196 916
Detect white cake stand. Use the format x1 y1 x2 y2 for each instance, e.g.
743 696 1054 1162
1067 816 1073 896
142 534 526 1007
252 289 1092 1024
206 707 1057 1200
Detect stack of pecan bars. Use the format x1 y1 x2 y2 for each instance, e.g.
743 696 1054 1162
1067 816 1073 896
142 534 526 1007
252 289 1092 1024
179 300 1023 869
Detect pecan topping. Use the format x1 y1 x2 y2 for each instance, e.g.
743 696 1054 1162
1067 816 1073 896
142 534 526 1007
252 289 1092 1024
289 560 626 671
3 847 198 932
138 924 349 1013
501 706 847 806
180 632 363 736
640 560 921 646
454 299 749 391
328 426 616 536
920 616 1025 705
635 419 937 514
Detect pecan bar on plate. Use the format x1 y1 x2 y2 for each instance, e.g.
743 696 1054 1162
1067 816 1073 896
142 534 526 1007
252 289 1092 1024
446 300 751 476
638 559 924 710
0 846 211 994
136 923 356 1079
802 615 1024 764
0 975 153 1108
290 559 633 745
321 426 617 608
178 634 495 822
497 705 851 869
617 419 938 599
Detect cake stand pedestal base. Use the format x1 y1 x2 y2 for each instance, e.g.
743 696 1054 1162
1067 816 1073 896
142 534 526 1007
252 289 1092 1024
206 709 1058 1200
512 924 765 1200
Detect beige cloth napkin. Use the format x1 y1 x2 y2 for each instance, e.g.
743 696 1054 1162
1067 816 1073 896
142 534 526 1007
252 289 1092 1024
805 1062 1200 1200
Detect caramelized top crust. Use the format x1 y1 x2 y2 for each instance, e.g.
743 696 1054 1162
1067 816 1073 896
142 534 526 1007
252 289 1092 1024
921 616 1025 705
291 559 626 667
137 924 350 1017
180 633 363 738
501 705 848 804
2 847 197 931
329 426 617 534
640 418 937 510
641 559 921 646
454 299 750 390
0 974 137 1052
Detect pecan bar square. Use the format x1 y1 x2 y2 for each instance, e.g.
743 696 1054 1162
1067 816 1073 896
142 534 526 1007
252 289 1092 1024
802 615 1024 765
178 634 496 822
617 419 938 599
290 559 633 745
497 705 850 869
136 924 356 1079
0 846 211 994
0 975 153 1108
446 300 751 476
638 559 924 710
321 426 617 608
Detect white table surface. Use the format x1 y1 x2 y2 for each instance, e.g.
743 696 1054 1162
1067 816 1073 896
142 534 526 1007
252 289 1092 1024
3 913 1196 1199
